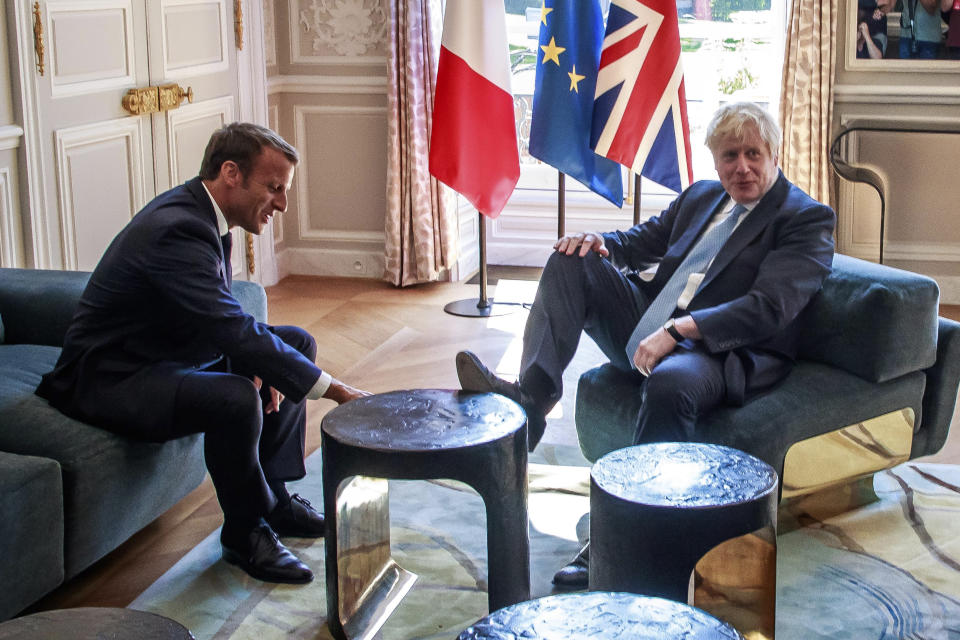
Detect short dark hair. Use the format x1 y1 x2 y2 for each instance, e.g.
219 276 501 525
198 122 299 180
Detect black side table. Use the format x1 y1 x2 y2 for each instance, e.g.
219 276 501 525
321 389 530 640
458 591 744 639
0 607 194 639
590 443 778 639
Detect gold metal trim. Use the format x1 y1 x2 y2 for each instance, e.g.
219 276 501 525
778 408 914 532
234 0 243 50
336 476 416 640
33 2 45 76
245 233 255 275
694 526 777 640
122 84 193 116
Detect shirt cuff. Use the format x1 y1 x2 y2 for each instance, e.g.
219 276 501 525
306 371 332 400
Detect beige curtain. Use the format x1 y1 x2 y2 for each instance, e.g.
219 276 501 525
779 0 839 208
384 0 457 287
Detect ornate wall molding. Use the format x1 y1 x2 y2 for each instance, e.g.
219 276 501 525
0 126 25 151
263 0 277 66
267 74 386 94
0 167 23 268
292 0 387 63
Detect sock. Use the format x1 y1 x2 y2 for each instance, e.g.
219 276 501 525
268 480 290 508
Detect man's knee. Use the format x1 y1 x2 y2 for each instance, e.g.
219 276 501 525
216 376 264 427
544 249 601 277
644 364 723 420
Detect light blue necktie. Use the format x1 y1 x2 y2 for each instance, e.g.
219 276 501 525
625 203 747 365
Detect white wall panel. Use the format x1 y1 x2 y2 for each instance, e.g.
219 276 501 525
161 0 229 77
47 1 136 97
293 105 387 241
54 118 146 269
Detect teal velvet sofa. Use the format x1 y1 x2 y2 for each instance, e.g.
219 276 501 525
575 254 960 510
0 268 268 620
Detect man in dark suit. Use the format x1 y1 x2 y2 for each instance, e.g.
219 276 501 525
455 102 836 586
37 122 368 584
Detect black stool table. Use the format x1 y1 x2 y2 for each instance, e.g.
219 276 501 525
458 591 744 639
0 607 194 639
590 443 778 639
321 388 530 640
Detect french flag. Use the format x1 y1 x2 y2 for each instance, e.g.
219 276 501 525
429 0 520 219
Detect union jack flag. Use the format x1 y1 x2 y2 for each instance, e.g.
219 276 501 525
590 0 693 194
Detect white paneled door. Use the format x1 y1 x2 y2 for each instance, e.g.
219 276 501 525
33 0 239 271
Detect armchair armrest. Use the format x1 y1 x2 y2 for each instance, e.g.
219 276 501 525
915 317 960 458
231 280 268 324
0 269 90 347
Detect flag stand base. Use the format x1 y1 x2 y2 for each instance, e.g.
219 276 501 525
443 298 519 318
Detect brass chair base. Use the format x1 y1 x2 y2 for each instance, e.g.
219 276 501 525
777 407 914 534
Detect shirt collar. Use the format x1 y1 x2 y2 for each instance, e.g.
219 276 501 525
201 182 230 236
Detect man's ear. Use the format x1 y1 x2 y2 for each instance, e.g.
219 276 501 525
220 160 242 187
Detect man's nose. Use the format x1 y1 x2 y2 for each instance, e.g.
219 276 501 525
274 191 288 213
734 155 750 172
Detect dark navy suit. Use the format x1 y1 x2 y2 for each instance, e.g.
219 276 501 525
519 171 836 443
37 177 324 520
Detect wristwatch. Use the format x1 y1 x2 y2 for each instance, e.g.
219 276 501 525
662 318 684 342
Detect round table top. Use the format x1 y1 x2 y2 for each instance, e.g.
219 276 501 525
458 592 744 639
0 607 194 639
321 388 526 452
592 442 778 508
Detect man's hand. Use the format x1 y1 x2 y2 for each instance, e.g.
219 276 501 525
632 316 701 376
252 375 285 414
632 329 678 377
324 379 371 405
554 231 609 258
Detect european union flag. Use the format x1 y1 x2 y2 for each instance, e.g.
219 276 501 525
529 0 624 207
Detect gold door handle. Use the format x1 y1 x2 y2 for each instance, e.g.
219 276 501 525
122 84 193 116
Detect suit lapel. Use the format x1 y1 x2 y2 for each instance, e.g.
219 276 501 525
185 177 230 285
698 172 788 292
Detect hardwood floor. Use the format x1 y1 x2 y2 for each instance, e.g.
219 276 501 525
24 276 960 614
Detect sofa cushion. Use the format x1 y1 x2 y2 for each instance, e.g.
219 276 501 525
0 451 64 620
576 361 926 475
0 344 206 579
797 254 939 384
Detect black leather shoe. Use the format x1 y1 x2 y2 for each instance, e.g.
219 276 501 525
266 494 325 538
552 542 589 589
456 350 547 451
222 522 313 584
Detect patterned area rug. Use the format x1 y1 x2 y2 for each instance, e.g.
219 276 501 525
130 454 960 639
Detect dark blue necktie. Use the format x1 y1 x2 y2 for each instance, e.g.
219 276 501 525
221 232 233 287
625 203 747 365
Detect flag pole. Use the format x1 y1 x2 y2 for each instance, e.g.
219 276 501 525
558 172 566 238
633 173 642 226
443 212 518 317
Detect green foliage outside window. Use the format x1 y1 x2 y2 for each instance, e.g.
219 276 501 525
717 67 757 94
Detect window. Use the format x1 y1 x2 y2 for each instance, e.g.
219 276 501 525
504 0 787 202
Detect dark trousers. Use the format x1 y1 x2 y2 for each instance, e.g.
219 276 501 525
520 251 726 443
169 325 316 522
